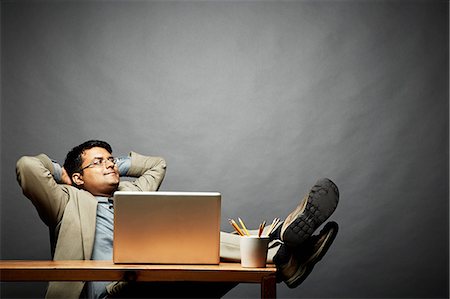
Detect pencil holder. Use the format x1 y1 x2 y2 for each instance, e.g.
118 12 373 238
240 236 269 268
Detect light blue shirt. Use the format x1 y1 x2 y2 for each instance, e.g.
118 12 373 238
86 196 115 299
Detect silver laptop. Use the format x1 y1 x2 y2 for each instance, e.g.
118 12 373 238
113 191 221 264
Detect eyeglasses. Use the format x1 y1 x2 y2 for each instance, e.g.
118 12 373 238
81 157 117 170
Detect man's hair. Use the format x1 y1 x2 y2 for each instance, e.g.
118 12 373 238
63 140 113 179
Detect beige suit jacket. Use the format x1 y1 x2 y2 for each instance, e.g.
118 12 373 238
16 152 167 298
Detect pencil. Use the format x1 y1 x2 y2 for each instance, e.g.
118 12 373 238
228 219 245 236
229 219 242 236
266 217 280 236
238 218 250 236
258 220 266 237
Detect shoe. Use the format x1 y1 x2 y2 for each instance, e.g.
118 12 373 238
280 178 339 247
275 221 339 288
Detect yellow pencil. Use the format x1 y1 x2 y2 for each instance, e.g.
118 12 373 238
228 219 245 236
238 218 250 236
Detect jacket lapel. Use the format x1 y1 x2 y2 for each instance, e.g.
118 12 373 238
78 190 98 260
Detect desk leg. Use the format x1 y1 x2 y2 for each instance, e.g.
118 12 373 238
261 275 276 299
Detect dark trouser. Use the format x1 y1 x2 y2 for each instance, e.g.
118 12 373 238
107 282 238 298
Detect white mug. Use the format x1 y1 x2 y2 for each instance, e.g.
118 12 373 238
240 236 270 268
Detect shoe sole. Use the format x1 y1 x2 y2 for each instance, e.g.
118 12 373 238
281 178 339 247
285 221 339 288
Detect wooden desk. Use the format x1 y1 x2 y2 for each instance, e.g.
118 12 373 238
0 260 277 298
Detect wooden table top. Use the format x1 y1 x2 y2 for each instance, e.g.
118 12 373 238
0 260 277 282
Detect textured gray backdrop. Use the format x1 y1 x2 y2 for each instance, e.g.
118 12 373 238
1 1 448 298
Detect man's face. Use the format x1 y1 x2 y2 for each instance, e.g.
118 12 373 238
73 147 120 197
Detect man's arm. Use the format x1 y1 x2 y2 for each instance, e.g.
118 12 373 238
16 154 70 227
118 152 167 192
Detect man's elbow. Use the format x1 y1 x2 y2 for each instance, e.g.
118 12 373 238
16 156 33 183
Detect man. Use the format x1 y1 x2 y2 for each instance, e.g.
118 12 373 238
16 140 339 298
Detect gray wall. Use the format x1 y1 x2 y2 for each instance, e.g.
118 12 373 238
1 1 448 298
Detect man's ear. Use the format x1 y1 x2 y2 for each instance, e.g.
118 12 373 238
72 173 84 186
